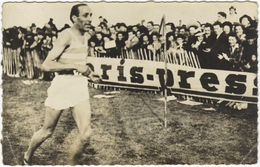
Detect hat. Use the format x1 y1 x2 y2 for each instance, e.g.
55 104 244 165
239 14 253 24
195 31 205 37
218 12 227 18
222 21 233 29
186 20 201 30
229 6 236 10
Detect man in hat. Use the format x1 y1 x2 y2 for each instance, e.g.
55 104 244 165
217 12 227 24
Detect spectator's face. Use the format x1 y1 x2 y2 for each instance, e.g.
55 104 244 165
179 28 185 34
223 25 231 34
147 23 153 32
37 34 43 39
168 35 174 41
88 29 94 36
52 36 57 42
127 31 132 37
247 38 255 45
104 37 110 42
96 34 102 40
143 35 148 42
96 26 102 32
175 28 179 35
74 6 92 32
235 26 243 35
99 17 103 22
204 27 211 36
132 26 138 32
241 18 250 27
34 36 39 41
46 36 51 41
176 38 183 45
136 31 141 38
109 27 116 34
165 25 172 33
251 55 257 61
197 35 204 42
228 36 237 46
189 27 196 36
26 26 31 32
117 33 123 40
217 14 225 22
229 9 235 15
153 25 159 33
213 25 222 35
120 26 127 32
90 41 96 47
45 23 51 28
152 35 158 41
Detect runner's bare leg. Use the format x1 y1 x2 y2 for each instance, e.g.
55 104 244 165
24 107 63 162
69 100 92 164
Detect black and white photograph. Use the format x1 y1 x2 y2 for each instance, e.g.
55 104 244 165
1 1 258 165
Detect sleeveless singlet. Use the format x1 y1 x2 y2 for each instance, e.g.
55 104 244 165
58 29 89 66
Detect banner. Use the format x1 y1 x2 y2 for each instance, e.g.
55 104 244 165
87 57 258 103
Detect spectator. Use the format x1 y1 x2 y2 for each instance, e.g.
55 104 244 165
227 6 239 24
125 30 139 50
239 14 257 36
222 21 233 35
242 30 257 63
201 23 216 68
234 24 246 43
153 24 160 33
147 21 154 36
109 26 117 40
147 32 161 61
115 32 126 56
211 21 229 69
186 25 198 51
244 54 257 73
217 12 227 24
218 32 244 71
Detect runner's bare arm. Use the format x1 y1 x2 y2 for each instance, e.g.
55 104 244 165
42 31 89 73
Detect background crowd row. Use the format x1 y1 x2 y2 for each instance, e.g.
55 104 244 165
2 6 258 81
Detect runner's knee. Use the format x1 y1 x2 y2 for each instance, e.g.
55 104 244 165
42 127 55 138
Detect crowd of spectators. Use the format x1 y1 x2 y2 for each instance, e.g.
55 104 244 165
2 6 258 81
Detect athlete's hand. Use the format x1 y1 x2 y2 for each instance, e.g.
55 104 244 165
76 65 92 76
89 72 102 83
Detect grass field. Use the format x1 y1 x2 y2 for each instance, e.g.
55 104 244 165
1 75 258 165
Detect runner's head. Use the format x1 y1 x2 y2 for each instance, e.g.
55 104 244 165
70 4 92 32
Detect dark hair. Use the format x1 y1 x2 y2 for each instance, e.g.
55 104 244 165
218 12 227 18
204 23 213 30
229 6 237 14
213 21 223 28
228 32 239 42
166 22 176 32
176 34 185 40
70 4 88 23
147 21 154 26
239 14 253 24
234 24 244 35
222 21 233 30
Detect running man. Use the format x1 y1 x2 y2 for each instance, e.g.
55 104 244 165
23 3 101 165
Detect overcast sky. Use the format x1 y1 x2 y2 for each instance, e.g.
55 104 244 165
2 1 258 30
